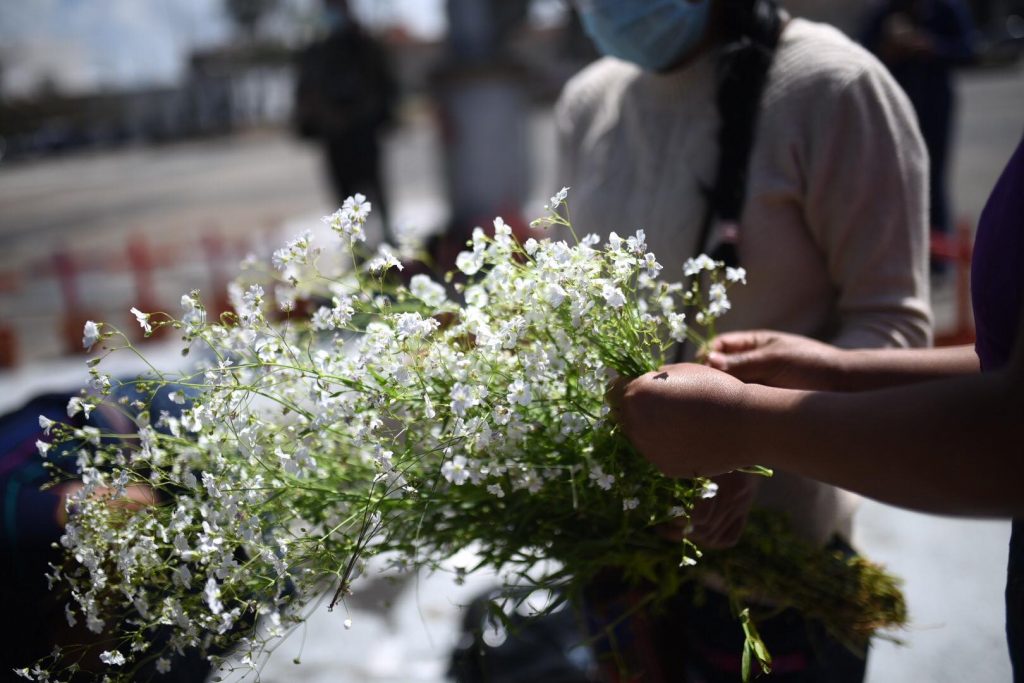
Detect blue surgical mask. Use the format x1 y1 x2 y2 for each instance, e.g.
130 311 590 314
576 0 712 71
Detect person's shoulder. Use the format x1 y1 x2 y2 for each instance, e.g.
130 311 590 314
771 18 892 95
558 57 640 114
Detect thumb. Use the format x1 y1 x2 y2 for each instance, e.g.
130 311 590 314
707 349 772 382
605 373 632 425
711 330 776 355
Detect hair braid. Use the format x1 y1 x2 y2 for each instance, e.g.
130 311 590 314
699 0 783 263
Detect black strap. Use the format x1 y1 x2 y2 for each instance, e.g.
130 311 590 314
675 2 784 362
696 1 785 267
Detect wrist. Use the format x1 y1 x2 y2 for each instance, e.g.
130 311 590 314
832 348 857 392
736 381 811 471
733 381 780 466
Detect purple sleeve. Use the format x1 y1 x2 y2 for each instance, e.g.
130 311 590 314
972 136 1024 371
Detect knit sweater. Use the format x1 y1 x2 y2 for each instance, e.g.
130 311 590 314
555 18 933 544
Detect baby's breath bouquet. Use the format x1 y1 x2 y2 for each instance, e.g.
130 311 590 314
31 190 905 682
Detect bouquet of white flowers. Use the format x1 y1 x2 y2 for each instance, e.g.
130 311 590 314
30 191 905 682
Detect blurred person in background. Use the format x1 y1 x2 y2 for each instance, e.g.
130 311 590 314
294 0 398 243
862 0 977 271
557 0 931 679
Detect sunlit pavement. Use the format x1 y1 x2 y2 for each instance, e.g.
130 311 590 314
0 61 1021 682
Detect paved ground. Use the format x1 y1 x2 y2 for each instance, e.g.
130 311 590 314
0 59 1021 682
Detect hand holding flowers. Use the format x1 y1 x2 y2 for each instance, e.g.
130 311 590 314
614 362 755 478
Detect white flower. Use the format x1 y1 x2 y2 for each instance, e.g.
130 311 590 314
87 613 105 634
726 266 747 284
643 253 662 278
450 382 483 417
323 197 370 245
173 533 191 558
667 312 688 343
276 447 300 475
82 321 100 350
394 312 440 341
368 245 404 273
238 284 265 326
36 440 51 457
683 254 718 277
67 396 93 418
455 250 484 276
202 471 222 498
519 470 543 494
492 405 512 426
99 650 126 666
549 186 570 208
168 391 187 405
623 497 640 511
487 484 505 498
708 283 731 317
156 658 172 674
173 564 193 590
38 415 54 434
409 274 447 308
493 216 513 246
130 307 152 334
464 285 488 308
627 230 647 254
589 464 615 491
601 284 627 309
204 576 224 615
277 285 296 312
181 292 205 328
700 481 719 499
311 296 355 331
560 412 587 435
524 238 539 256
344 618 353 630
545 283 567 308
506 378 532 407
343 193 371 222
273 229 318 268
441 454 470 485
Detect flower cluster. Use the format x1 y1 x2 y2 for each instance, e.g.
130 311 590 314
32 192 903 681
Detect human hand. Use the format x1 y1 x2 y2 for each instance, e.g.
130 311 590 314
657 472 758 549
54 481 157 527
706 330 846 391
610 363 752 479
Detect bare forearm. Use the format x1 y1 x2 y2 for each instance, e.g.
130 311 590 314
833 344 980 391
746 369 1023 516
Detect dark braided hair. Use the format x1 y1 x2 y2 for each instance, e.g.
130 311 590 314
698 0 784 266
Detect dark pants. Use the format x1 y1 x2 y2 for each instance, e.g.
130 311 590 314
325 135 391 242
